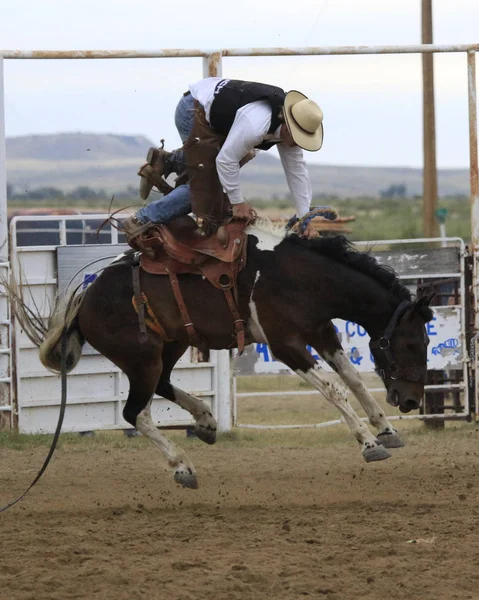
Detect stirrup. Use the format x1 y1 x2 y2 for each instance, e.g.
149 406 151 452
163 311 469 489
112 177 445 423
120 215 153 238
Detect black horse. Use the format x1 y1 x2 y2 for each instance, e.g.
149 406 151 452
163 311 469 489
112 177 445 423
35 223 433 489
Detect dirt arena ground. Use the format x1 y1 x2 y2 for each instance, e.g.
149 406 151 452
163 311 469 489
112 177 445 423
1 424 479 600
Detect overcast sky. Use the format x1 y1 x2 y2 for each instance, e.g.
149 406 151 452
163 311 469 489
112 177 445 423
1 0 478 168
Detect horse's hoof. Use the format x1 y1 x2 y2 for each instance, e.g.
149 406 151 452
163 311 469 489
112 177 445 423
377 432 405 449
194 423 217 445
174 470 199 489
362 445 391 462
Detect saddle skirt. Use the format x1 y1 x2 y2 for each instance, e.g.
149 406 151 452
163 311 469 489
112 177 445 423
138 215 248 289
132 215 248 353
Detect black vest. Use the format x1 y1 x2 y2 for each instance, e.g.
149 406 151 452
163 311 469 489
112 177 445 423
209 79 286 151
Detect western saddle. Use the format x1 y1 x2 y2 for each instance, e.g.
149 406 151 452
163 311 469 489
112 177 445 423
130 215 249 353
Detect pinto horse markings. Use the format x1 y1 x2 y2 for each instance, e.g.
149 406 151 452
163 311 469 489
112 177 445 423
37 223 433 489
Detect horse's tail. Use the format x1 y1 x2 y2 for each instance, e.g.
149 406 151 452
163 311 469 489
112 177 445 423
39 291 86 373
1 267 87 373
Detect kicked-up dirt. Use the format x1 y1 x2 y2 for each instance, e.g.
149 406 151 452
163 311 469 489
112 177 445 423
1 427 479 600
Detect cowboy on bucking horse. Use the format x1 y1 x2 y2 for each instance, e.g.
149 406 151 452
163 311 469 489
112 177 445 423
121 77 325 243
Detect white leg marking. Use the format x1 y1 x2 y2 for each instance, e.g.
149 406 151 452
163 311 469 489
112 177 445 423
170 385 217 438
296 365 380 450
323 349 397 435
136 400 196 474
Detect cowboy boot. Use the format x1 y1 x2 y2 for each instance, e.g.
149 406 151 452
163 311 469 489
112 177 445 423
120 214 153 239
138 146 174 200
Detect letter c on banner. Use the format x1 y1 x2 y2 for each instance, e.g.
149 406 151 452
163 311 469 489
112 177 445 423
346 321 355 338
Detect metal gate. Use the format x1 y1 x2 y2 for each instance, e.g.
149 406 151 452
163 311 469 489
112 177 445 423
9 214 231 434
233 237 469 428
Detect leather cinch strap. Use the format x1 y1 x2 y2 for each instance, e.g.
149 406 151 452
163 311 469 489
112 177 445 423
222 286 245 354
132 264 148 343
168 271 204 349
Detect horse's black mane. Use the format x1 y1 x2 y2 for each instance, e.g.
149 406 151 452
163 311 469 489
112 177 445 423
284 234 412 302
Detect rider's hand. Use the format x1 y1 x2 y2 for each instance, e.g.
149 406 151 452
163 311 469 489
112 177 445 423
232 201 256 223
301 221 320 239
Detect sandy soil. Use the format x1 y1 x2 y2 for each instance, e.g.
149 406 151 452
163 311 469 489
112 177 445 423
1 429 479 600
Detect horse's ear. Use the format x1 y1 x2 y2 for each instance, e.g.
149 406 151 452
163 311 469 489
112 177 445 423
413 292 435 321
417 292 435 307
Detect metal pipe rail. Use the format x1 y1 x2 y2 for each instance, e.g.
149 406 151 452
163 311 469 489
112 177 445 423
1 43 479 59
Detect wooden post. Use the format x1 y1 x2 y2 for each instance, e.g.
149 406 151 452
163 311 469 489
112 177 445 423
422 0 439 237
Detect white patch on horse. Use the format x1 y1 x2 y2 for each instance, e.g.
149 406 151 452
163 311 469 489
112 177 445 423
296 365 381 450
111 250 141 265
111 251 128 263
246 219 285 252
247 270 268 343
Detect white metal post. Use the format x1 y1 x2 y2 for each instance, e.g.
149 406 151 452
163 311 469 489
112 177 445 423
0 58 7 263
466 51 479 416
214 350 232 432
203 52 222 78
0 57 11 428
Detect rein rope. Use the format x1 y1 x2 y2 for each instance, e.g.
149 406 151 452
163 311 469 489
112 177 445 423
0 255 131 513
286 206 339 235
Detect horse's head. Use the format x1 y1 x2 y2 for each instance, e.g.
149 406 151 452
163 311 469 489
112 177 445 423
369 294 434 413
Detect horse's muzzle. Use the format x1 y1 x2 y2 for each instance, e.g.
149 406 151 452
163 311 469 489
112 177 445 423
386 388 421 413
399 398 421 413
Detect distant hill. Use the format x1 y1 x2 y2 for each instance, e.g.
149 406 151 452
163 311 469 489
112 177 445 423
6 132 470 199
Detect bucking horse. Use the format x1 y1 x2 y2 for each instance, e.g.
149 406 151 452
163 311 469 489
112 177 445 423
14 219 433 490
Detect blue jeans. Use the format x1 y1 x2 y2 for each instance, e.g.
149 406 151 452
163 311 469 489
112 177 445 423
137 93 195 224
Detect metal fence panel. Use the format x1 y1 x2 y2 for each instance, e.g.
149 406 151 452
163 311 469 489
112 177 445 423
10 215 231 434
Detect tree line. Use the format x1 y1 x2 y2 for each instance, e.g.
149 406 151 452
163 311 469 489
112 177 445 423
7 183 139 201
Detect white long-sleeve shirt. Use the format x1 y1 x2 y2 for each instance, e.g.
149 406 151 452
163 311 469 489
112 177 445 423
189 78 312 218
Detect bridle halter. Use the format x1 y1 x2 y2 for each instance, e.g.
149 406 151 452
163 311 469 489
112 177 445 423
369 299 427 383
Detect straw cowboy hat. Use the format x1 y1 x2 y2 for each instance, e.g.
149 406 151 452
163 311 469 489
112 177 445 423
284 90 324 152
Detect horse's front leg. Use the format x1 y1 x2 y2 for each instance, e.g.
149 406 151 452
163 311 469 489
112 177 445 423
309 322 404 449
268 339 391 463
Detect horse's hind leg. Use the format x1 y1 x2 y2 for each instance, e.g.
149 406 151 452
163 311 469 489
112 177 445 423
122 358 199 489
309 322 404 449
156 341 217 445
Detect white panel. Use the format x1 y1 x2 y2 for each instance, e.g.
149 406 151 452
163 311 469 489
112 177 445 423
0 382 10 407
0 296 9 321
169 367 213 391
20 372 118 402
0 353 9 378
18 351 121 376
18 283 57 318
20 402 118 434
15 249 56 280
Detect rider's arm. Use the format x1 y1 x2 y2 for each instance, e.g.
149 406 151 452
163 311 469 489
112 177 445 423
215 101 271 204
277 143 312 218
